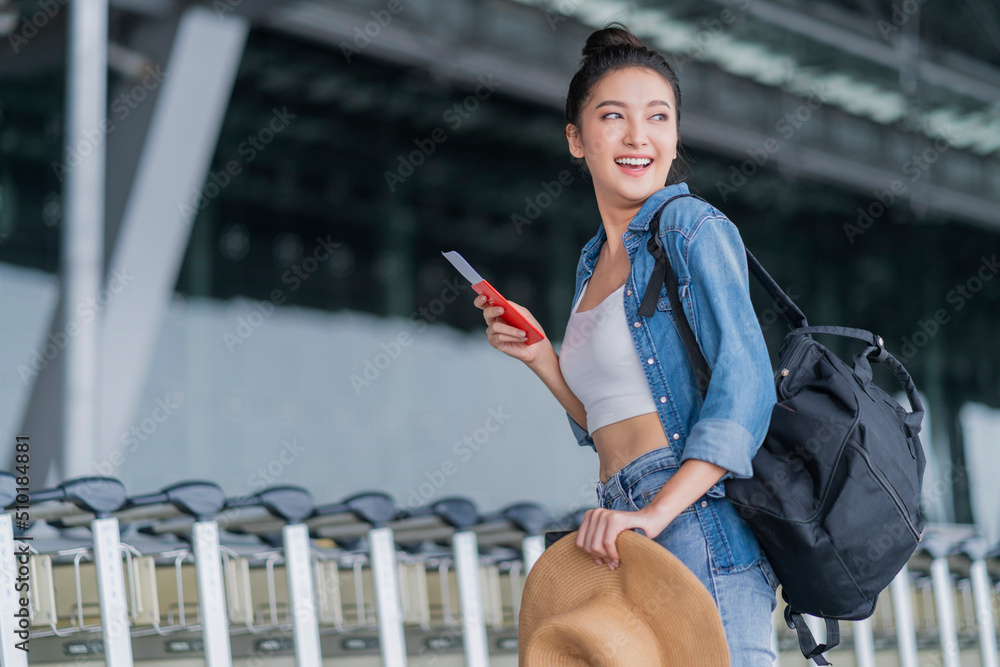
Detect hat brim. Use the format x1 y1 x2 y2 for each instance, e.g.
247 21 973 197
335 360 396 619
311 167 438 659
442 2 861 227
519 529 729 666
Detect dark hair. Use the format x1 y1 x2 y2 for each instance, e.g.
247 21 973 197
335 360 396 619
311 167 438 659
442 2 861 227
564 22 690 185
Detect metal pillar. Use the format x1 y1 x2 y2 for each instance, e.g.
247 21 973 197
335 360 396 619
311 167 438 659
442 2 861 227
92 517 133 666
369 526 407 667
969 558 998 667
282 523 322 666
930 556 961 667
852 617 876 667
98 6 248 458
452 530 488 667
891 564 919 667
521 534 543 573
191 521 233 667
62 0 107 478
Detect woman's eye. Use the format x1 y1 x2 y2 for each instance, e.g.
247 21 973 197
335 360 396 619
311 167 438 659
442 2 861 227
652 113 669 121
602 112 622 119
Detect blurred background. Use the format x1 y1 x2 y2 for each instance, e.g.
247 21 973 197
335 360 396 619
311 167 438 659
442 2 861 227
0 0 998 537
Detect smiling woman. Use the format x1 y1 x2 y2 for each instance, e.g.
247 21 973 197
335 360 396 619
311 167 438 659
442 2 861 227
474 21 780 667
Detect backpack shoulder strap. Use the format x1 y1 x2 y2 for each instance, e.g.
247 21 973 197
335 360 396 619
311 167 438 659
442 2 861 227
638 193 712 398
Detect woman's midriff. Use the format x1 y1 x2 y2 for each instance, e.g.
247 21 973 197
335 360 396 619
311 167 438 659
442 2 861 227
593 412 672 484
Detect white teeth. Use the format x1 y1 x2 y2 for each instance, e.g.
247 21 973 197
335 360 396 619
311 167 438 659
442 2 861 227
615 157 652 166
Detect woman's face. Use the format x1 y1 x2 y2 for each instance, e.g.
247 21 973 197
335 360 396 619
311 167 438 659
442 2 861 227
566 66 678 207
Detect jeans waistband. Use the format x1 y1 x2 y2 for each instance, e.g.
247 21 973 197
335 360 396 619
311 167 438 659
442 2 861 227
595 446 679 508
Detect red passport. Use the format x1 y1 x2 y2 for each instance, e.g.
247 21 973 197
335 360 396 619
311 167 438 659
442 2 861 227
442 250 545 345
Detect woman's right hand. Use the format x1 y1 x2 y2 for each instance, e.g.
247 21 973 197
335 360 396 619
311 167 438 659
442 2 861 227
475 294 551 367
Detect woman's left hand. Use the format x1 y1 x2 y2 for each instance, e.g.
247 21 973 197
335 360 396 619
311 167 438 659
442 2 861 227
575 505 673 570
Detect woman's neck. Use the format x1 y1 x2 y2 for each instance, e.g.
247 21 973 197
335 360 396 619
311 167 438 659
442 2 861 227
594 190 645 253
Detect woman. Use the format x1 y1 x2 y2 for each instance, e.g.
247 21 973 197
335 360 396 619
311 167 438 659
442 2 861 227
475 22 780 665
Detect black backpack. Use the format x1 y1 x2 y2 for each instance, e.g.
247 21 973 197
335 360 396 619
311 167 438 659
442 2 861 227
640 194 926 665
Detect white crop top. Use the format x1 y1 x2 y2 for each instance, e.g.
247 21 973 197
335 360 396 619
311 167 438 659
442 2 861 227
559 277 658 435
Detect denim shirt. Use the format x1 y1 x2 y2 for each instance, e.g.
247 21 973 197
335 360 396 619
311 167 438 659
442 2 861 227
562 181 777 573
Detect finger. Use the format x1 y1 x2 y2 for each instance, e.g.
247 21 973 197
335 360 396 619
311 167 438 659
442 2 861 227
492 313 527 338
481 305 504 323
587 511 609 562
605 525 620 567
577 514 603 565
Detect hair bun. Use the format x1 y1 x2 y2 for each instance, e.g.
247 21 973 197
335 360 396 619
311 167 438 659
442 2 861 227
581 21 645 61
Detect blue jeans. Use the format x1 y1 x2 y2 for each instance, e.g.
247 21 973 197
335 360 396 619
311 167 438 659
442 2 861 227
595 447 779 666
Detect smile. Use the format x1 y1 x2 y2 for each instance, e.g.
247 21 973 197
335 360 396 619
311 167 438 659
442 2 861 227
615 156 653 175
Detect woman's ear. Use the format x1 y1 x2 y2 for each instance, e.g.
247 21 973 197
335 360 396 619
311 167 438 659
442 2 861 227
566 123 584 159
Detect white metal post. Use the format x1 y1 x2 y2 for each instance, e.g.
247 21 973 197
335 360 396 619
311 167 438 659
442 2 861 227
969 558 998 667
930 557 960 667
282 523 322 666
62 0 107 478
521 535 543 574
453 530 489 667
92 518 133 666
852 617 876 667
891 564 919 667
369 527 407 667
191 521 233 667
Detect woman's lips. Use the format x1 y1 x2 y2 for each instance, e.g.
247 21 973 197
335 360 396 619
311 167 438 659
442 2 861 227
615 159 653 176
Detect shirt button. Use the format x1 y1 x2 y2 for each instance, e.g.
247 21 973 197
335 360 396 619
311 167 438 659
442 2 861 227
626 289 632 296
659 396 666 403
700 500 708 508
633 321 641 328
671 433 680 441
647 357 654 364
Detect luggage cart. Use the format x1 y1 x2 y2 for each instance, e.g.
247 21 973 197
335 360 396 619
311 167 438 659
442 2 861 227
306 491 405 666
17 477 131 666
472 501 550 653
54 480 233 665
390 497 487 667
217 485 321 667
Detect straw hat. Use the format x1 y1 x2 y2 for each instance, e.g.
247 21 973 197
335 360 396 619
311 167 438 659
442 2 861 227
519 529 729 666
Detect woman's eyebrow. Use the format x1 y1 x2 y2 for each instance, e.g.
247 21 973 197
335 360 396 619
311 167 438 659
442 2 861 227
595 99 672 110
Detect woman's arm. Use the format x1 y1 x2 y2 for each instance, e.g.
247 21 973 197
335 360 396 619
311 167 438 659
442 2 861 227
525 345 588 433
474 294 589 431
677 214 777 481
576 458 726 569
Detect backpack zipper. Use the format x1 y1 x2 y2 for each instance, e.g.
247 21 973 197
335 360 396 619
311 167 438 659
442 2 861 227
846 441 920 542
776 335 813 400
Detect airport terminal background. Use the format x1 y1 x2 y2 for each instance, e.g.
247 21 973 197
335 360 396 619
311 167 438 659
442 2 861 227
1 0 1000 546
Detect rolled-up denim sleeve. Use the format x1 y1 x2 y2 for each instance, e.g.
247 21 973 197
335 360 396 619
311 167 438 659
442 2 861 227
678 215 776 480
566 411 596 451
